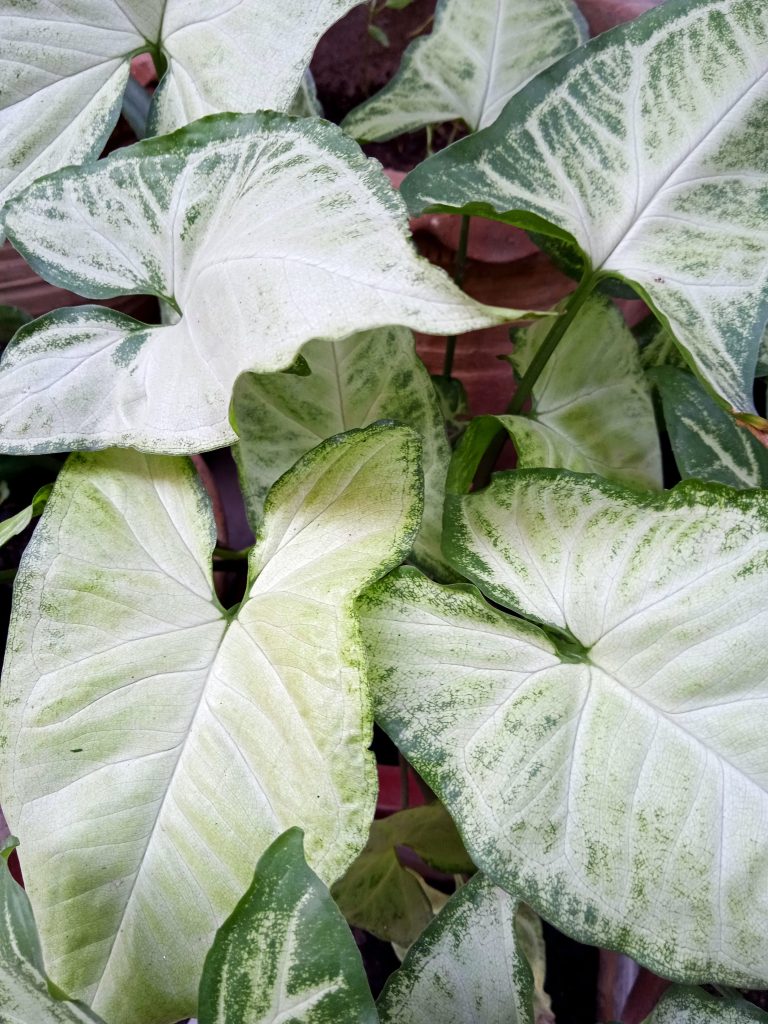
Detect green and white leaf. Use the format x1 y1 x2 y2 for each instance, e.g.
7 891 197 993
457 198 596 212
197 829 377 1024
0 424 421 1024
234 327 451 576
0 484 52 551
360 472 768 985
652 366 768 487
644 987 768 1023
377 873 535 1024
504 294 662 487
331 802 474 948
0 0 357 238
0 113 520 455
343 0 585 139
402 0 768 420
637 321 688 372
0 841 105 1023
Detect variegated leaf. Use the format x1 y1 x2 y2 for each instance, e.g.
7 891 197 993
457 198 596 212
234 328 451 577
402 0 768 421
652 366 768 487
359 472 768 985
0 424 421 1024
505 294 661 487
197 829 376 1024
0 841 104 1023
645 987 768 1023
377 873 535 1024
343 0 586 139
0 0 357 239
0 113 520 454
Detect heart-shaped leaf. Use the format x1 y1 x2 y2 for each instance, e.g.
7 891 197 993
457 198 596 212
402 0 768 421
234 327 452 577
343 0 586 139
0 113 521 455
0 423 421 1024
0 0 356 238
360 472 768 985
197 829 377 1024
0 841 105 1023
652 366 768 488
644 987 768 1023
377 872 535 1024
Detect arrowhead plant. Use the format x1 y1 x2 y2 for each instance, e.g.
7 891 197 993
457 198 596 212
2 0 768 1020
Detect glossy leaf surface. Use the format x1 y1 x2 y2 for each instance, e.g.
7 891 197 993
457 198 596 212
0 424 421 1024
360 472 768 984
198 829 377 1024
234 328 451 576
377 873 534 1024
403 0 768 419
343 0 586 138
1 114 517 454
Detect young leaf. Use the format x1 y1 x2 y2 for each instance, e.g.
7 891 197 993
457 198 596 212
0 0 358 238
360 472 768 986
402 0 768 422
331 802 474 947
0 424 421 1024
652 366 768 487
344 0 586 139
504 294 662 487
0 841 105 1023
0 483 52 551
377 873 535 1023
644 987 768 1023
368 23 390 48
0 113 522 455
197 829 377 1024
233 328 452 577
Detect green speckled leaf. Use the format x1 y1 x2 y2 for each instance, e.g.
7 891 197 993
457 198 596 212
402 0 768 420
360 471 768 985
0 0 357 239
233 328 451 577
645 987 768 1023
377 873 534 1024
0 424 421 1024
343 0 585 139
197 829 376 1024
0 841 104 1023
504 294 661 486
652 366 768 487
0 113 520 454
0 483 51 550
331 803 474 947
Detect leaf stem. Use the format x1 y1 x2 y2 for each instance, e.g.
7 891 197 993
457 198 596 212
507 272 597 415
213 546 251 562
442 215 472 378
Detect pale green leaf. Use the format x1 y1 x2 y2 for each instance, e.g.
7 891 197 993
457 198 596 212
233 328 451 577
402 0 768 419
652 366 768 487
197 829 377 1024
343 0 586 139
0 424 421 1024
0 113 520 455
0 0 357 237
289 70 323 118
368 23 390 48
0 484 52 551
377 873 535 1024
503 294 662 487
331 803 473 947
360 471 768 985
644 987 768 1023
0 841 105 1023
